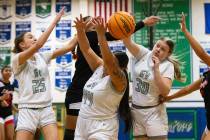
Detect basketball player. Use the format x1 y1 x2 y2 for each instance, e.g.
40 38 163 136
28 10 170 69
11 7 78 140
163 13 210 140
122 33 185 139
0 65 15 140
73 15 131 140
64 15 161 140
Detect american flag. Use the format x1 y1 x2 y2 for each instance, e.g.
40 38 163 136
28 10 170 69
93 0 128 22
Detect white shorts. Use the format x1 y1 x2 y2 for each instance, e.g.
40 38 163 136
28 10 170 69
0 118 3 124
16 106 56 134
75 116 119 140
132 104 168 138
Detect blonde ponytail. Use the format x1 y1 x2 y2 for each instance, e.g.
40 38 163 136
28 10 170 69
167 55 186 82
160 37 186 82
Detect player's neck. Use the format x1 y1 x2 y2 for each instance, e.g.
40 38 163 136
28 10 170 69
2 78 10 83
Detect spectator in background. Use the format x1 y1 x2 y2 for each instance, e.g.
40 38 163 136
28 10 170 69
0 65 16 140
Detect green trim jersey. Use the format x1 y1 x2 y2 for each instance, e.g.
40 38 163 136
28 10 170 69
131 47 174 106
79 66 124 120
12 52 53 108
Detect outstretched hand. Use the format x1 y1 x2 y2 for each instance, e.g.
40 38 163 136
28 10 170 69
143 16 161 26
55 7 65 23
180 12 187 32
92 17 106 35
74 14 87 32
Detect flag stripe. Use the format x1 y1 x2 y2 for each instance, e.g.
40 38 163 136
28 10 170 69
94 0 128 22
109 0 112 16
120 0 122 11
94 0 96 17
115 0 117 12
99 0 101 16
104 0 107 21
125 0 127 11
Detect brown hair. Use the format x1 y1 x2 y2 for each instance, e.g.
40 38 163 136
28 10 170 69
1 65 11 73
160 37 186 82
113 51 132 133
12 32 27 53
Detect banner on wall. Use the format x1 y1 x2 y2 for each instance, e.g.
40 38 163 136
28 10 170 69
36 21 52 41
16 0 32 18
36 21 52 52
55 0 71 16
38 42 51 52
108 41 126 52
0 22 11 44
55 67 71 91
133 0 192 88
200 62 209 77
0 0 12 19
56 20 71 41
16 21 31 37
94 0 128 22
168 109 197 139
204 3 210 34
199 42 210 76
56 52 72 67
36 0 51 18
0 47 11 68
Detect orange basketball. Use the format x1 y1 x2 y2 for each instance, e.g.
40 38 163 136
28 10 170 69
107 11 135 39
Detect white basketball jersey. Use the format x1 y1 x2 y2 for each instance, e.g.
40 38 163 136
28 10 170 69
79 66 124 120
12 52 52 108
131 47 174 106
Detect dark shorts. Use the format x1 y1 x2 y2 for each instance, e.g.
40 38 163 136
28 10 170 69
0 107 12 119
65 92 83 116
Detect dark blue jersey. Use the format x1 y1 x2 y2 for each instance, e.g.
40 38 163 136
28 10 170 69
0 80 14 118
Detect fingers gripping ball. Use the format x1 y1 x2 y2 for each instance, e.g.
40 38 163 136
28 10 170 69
108 11 135 39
